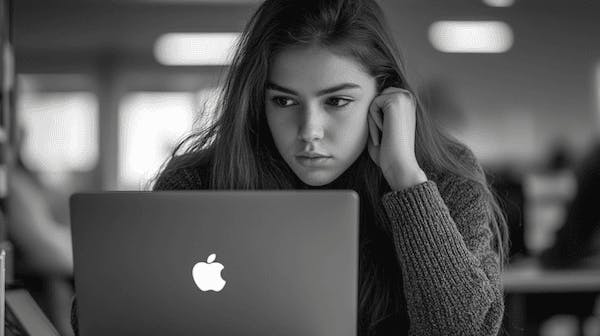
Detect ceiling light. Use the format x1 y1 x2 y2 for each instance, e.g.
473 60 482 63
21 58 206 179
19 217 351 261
429 21 513 53
483 0 515 7
154 33 240 66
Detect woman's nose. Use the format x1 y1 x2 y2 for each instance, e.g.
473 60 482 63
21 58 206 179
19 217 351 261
298 106 325 143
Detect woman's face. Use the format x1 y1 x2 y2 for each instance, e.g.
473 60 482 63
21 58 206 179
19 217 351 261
265 45 378 186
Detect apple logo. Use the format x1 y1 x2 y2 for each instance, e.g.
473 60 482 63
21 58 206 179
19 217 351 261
192 253 226 292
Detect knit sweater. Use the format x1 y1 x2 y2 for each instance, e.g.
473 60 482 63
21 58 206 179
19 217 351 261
71 146 504 336
155 145 504 335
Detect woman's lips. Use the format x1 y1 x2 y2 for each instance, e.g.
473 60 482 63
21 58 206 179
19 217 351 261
295 156 332 167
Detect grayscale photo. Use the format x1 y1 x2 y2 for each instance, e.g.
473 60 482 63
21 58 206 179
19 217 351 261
0 0 599 335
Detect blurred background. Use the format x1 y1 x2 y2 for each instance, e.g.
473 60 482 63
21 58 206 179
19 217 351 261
1 0 599 335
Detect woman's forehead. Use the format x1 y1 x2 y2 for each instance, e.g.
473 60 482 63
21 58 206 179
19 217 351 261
268 45 374 91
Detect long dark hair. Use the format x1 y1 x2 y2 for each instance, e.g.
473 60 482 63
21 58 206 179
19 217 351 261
154 0 509 333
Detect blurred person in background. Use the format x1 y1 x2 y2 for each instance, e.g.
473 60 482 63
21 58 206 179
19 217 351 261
7 125 75 336
540 139 600 268
519 138 600 336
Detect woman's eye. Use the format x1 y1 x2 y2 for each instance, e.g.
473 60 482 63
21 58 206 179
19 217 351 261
327 97 352 108
271 97 296 107
270 96 352 108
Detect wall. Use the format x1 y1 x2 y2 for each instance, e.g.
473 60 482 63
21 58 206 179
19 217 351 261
14 0 600 170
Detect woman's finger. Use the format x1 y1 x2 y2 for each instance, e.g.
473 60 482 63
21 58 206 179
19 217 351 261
372 107 383 130
367 112 379 146
367 130 379 166
368 98 383 130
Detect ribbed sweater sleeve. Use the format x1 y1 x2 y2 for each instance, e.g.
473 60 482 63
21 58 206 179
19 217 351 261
380 166 503 335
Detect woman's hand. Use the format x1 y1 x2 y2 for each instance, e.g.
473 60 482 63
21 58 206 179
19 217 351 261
367 87 427 190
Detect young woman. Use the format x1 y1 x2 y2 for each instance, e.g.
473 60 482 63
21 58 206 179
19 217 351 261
72 0 509 335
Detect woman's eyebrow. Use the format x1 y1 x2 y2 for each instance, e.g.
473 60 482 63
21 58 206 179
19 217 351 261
266 81 362 96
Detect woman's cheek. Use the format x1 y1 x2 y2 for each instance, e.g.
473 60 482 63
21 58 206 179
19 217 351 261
331 108 368 148
266 111 295 146
342 106 369 135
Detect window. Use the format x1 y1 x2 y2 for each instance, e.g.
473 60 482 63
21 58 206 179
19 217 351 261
17 75 99 173
118 92 196 189
118 87 222 190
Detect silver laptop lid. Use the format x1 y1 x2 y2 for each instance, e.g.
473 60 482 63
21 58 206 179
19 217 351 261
71 191 359 336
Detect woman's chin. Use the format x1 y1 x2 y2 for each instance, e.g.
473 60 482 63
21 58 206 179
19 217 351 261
293 168 343 187
300 177 332 187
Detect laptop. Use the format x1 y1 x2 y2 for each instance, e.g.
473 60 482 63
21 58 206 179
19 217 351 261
70 191 359 336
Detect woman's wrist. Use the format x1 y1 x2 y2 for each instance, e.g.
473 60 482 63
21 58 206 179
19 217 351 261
386 166 428 191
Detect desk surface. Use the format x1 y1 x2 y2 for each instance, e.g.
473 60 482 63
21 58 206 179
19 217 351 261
502 257 600 293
